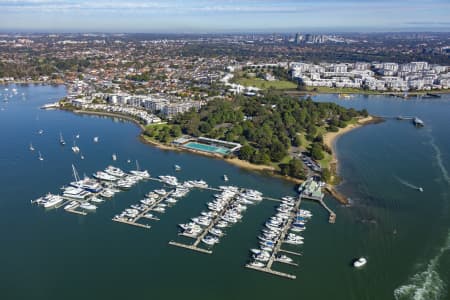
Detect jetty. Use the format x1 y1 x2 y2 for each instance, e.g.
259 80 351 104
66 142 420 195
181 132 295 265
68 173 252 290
245 195 303 280
112 189 175 229
299 178 336 223
170 189 243 254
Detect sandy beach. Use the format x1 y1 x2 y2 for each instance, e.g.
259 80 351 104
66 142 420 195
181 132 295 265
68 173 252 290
323 116 379 182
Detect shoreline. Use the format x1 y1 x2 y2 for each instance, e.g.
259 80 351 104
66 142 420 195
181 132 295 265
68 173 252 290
64 107 382 203
323 115 383 193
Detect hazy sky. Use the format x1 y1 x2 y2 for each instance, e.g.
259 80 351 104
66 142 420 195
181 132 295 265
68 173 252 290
1 0 449 32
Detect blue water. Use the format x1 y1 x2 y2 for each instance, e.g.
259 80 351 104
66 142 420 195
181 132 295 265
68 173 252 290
0 85 449 300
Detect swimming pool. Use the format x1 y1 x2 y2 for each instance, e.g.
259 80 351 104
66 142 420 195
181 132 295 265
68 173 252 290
183 142 231 155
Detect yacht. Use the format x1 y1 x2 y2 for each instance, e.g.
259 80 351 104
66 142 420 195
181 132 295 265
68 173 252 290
93 171 117 181
70 165 103 193
90 197 104 203
130 161 150 179
62 186 92 200
64 201 79 210
104 166 125 178
43 194 64 208
276 254 293 263
80 202 97 211
153 206 166 213
100 189 115 198
202 235 219 246
209 227 224 237
353 257 367 268
249 261 265 268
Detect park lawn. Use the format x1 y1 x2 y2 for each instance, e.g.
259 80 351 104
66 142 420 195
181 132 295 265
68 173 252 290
237 78 297 90
319 152 333 170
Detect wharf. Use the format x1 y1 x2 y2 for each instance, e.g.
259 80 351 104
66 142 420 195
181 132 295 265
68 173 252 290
168 241 212 254
245 264 296 280
301 193 336 223
66 207 88 216
248 195 302 280
113 218 151 229
112 189 174 229
169 189 243 254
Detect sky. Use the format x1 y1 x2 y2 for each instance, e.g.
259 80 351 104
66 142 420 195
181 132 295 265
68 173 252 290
0 0 449 33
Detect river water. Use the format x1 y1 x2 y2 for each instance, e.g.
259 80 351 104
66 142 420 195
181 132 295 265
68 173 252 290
0 85 448 300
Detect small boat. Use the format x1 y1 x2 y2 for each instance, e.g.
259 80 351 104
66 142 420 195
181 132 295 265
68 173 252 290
223 174 229 182
418 187 423 192
29 142 35 151
38 129 44 135
59 132 66 145
38 151 44 161
174 164 181 171
72 140 80 153
93 136 99 143
75 134 80 139
80 153 85 160
112 153 117 161
353 257 367 268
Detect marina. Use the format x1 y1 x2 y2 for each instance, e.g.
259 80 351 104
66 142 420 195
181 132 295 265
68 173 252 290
170 186 263 254
244 195 307 280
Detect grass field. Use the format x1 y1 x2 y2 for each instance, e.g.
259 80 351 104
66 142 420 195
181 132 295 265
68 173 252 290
237 78 297 90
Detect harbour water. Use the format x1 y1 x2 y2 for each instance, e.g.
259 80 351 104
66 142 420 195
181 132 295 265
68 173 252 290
0 85 449 299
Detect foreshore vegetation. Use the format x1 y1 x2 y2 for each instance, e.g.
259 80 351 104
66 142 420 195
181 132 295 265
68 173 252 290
144 92 368 181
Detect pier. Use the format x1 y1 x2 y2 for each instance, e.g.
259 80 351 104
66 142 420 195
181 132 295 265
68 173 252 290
246 195 302 280
169 190 243 254
112 189 175 229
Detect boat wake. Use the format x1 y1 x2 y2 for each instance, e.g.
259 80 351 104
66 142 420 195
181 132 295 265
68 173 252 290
429 135 450 185
394 231 450 300
395 176 421 191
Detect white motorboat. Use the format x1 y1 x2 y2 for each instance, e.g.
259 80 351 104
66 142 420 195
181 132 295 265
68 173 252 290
93 136 99 143
353 257 367 268
93 171 117 181
223 174 229 181
276 254 293 263
112 153 117 161
62 186 92 200
43 194 64 208
80 202 97 211
174 164 181 171
202 235 219 246
64 201 79 210
104 166 125 178
209 227 224 237
38 151 44 161
29 142 35 151
249 261 265 268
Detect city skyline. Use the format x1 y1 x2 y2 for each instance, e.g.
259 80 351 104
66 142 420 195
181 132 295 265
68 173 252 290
1 0 450 33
